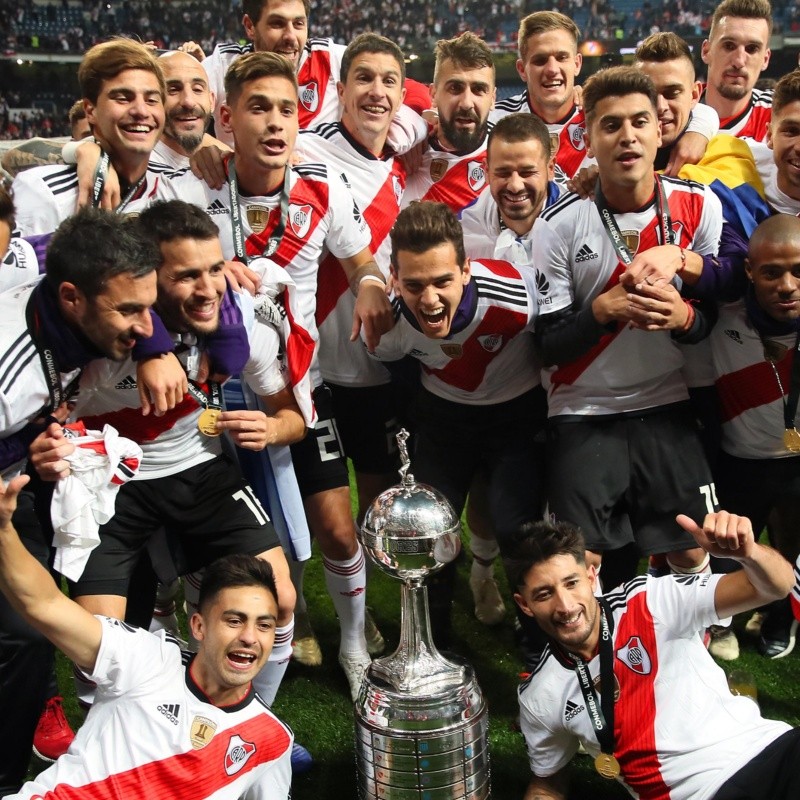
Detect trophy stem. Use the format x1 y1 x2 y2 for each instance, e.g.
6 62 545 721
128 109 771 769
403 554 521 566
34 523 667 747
369 580 464 694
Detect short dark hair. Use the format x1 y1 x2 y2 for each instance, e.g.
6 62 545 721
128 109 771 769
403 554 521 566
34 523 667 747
340 32 405 85
137 200 220 253
488 112 552 161
0 184 14 231
68 100 86 126
507 520 587 592
433 31 495 84
582 66 658 125
635 32 694 72
390 202 466 270
198 554 278 613
243 0 310 23
772 69 800 116
78 38 165 105
518 11 580 61
225 51 298 106
709 0 773 38
45 208 159 298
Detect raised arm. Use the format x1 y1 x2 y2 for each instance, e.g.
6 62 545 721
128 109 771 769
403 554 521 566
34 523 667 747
676 510 795 619
0 474 102 671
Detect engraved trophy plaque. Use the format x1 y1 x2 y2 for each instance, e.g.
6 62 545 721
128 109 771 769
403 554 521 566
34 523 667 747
355 430 491 799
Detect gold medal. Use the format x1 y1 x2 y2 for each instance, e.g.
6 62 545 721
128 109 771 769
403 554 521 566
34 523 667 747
198 407 222 437
594 752 621 779
784 428 800 452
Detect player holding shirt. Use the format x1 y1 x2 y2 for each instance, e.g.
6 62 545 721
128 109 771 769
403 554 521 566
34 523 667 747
367 202 543 647
700 0 773 141
532 67 723 582
402 32 495 213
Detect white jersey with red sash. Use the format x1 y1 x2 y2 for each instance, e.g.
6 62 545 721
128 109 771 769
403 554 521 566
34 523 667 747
12 618 292 800
490 94 592 185
402 138 488 213
160 164 370 386
700 85 772 141
519 574 789 800
370 259 539 405
295 122 407 387
711 299 799 459
203 38 345 147
532 176 722 417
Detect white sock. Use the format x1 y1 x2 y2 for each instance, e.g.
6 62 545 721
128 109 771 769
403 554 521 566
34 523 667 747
470 535 499 580
323 545 368 655
289 558 309 617
252 617 293 705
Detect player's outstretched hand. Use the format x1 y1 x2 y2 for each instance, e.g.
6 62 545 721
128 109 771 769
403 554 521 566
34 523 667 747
676 511 756 561
0 473 30 530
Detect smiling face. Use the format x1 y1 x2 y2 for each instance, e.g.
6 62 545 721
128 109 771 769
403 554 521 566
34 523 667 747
155 236 226 335
190 585 278 705
392 242 471 339
637 57 700 148
517 28 582 122
586 92 661 208
243 0 308 67
338 50 405 155
432 59 495 153
84 68 164 171
488 135 554 235
514 553 599 660
160 52 213 155
701 16 770 106
746 239 800 323
222 74 298 191
64 271 157 361
768 100 800 201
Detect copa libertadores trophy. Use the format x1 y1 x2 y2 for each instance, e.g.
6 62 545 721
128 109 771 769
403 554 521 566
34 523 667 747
355 429 491 799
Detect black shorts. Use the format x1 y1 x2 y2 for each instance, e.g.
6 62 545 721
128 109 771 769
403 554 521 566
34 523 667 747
712 728 800 800
327 382 401 475
715 451 800 533
410 385 547 551
289 384 350 497
547 403 716 555
71 454 280 597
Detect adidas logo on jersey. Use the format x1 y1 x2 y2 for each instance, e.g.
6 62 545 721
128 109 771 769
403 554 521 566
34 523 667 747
157 703 181 725
724 329 743 345
409 348 427 358
206 199 229 216
575 244 598 262
564 699 585 721
115 375 138 390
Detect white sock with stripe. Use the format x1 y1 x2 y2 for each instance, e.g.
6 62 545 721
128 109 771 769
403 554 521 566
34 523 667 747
323 545 368 655
252 617 293 705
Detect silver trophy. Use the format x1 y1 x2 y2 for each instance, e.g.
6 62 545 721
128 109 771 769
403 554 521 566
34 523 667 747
355 430 491 799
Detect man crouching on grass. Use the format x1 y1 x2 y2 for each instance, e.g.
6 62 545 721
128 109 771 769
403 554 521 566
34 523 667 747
0 474 292 800
511 509 798 800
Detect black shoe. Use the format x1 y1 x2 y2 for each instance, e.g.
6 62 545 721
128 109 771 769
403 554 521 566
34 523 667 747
758 597 798 659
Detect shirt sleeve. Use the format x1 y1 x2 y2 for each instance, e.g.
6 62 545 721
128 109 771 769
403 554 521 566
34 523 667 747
646 573 728 638
11 170 62 236
519 682 580 777
530 215 574 316
242 319 290 398
322 170 372 261
89 616 180 699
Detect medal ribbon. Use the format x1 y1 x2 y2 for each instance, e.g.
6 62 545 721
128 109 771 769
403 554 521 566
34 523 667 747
228 160 291 264
186 380 222 410
594 176 673 265
782 329 800 433
91 150 147 213
569 599 616 760
25 294 81 414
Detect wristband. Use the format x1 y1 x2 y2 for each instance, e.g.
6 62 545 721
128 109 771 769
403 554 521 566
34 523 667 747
680 300 696 333
358 274 386 288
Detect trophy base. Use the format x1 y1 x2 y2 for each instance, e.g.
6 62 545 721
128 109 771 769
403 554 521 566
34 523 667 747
354 659 490 799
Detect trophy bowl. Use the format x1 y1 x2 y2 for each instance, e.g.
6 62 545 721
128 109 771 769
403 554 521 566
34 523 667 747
361 480 462 583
